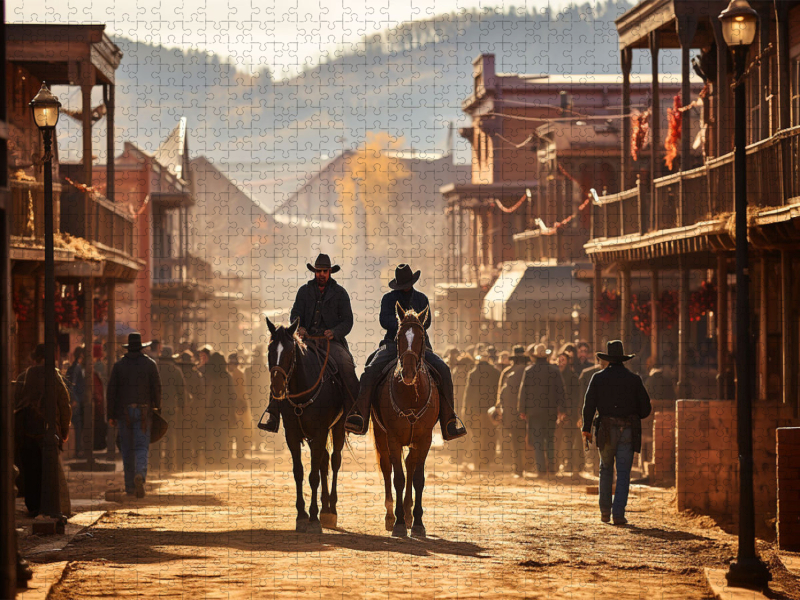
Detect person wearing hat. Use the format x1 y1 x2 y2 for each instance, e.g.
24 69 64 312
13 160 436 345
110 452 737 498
260 254 359 433
517 343 566 477
106 333 162 498
151 346 185 472
345 264 467 441
495 344 530 475
582 340 651 525
174 350 205 463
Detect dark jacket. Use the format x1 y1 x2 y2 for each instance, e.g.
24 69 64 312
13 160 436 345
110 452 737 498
107 351 162 419
582 363 652 453
291 278 353 347
560 366 581 421
379 288 432 348
578 364 603 409
497 358 529 423
14 365 72 441
463 359 501 417
158 357 186 415
518 359 566 419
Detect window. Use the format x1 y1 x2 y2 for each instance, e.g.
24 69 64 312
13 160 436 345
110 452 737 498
792 56 800 127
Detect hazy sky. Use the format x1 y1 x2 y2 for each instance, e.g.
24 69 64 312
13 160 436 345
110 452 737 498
9 0 578 78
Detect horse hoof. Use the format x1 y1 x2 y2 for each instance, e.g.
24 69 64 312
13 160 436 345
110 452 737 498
411 525 426 538
385 516 395 532
320 513 338 529
307 520 323 534
391 523 408 538
295 518 308 533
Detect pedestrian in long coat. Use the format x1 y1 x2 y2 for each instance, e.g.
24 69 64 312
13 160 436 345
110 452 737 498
582 341 651 525
557 352 582 473
462 353 501 467
153 347 186 471
175 350 204 465
14 344 72 516
203 352 236 465
517 344 566 476
227 352 253 456
495 345 529 474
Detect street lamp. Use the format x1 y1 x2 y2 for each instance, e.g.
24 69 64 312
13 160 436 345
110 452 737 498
718 0 771 590
29 82 62 519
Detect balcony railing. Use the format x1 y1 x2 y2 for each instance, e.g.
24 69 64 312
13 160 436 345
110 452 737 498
514 226 589 263
59 188 135 257
153 257 187 285
10 179 62 238
590 125 800 241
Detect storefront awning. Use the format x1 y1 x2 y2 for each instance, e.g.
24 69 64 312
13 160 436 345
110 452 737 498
482 261 591 323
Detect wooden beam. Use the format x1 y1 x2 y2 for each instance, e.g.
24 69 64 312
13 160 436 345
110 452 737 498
105 280 116 461
758 256 768 401
712 18 730 156
83 278 95 466
677 15 698 171
621 47 633 190
758 7 770 138
781 251 792 406
620 268 631 350
82 83 93 242
649 30 661 229
775 2 791 131
594 263 602 355
677 258 690 398
651 269 660 365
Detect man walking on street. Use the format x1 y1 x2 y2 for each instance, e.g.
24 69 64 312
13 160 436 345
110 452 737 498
495 345 529 475
582 340 651 525
107 333 162 498
518 344 565 477
66 346 86 459
154 346 185 472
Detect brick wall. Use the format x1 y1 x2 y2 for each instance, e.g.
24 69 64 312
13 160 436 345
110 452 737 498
778 427 800 550
652 402 676 485
676 400 797 522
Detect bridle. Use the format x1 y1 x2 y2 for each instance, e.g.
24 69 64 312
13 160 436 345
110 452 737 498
269 335 331 409
395 320 426 386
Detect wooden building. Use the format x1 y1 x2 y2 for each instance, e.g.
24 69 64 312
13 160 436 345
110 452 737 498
585 0 800 522
438 53 694 348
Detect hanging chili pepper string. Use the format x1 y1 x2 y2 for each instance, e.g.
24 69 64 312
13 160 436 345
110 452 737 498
493 193 528 214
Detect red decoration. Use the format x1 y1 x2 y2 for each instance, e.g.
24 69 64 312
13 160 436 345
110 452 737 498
94 297 108 324
13 285 34 323
55 285 81 329
631 110 650 162
690 280 717 322
660 290 679 329
630 293 652 336
597 289 620 323
664 95 682 170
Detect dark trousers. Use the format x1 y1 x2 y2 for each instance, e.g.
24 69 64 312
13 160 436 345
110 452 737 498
350 343 457 432
18 437 42 515
527 418 557 474
499 415 527 473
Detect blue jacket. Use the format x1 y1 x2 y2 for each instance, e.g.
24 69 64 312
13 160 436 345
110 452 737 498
379 288 432 348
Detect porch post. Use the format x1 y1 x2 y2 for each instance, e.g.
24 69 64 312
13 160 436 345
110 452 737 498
758 256 768 401
621 47 633 190
717 253 729 400
105 280 116 461
677 16 698 172
712 19 731 155
678 259 690 398
649 30 661 225
82 82 93 240
776 2 791 130
82 278 95 467
104 83 115 202
651 269 660 365
781 251 793 407
620 268 631 350
593 263 602 355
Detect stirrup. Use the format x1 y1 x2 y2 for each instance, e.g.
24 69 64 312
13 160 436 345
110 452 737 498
345 413 366 434
443 417 467 441
258 411 280 433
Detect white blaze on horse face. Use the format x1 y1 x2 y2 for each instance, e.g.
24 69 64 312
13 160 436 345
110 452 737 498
404 327 415 350
276 342 284 365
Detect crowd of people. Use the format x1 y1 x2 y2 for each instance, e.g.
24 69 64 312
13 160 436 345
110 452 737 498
445 339 678 477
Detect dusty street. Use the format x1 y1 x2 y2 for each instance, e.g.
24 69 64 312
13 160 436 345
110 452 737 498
37 439 800 599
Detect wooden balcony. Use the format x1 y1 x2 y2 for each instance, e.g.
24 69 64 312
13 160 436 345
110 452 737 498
10 179 61 238
586 126 800 264
60 188 135 258
513 226 589 264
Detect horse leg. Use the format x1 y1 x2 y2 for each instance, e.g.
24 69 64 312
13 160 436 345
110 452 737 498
323 419 345 530
307 439 323 534
288 438 308 532
403 448 416 526
319 445 330 519
374 422 394 532
411 437 432 538
389 440 407 538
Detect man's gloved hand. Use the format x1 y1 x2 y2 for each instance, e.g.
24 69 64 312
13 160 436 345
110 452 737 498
297 327 307 338
582 431 592 440
323 330 334 340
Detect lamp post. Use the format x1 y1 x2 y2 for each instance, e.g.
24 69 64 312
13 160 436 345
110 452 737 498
718 0 771 590
29 82 62 519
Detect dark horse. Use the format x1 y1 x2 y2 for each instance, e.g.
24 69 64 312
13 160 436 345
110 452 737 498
372 304 439 538
266 317 346 533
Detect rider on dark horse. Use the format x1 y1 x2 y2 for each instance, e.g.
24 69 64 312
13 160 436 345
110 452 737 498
345 264 467 441
261 253 360 433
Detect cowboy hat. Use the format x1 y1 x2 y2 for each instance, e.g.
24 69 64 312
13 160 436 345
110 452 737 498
531 343 549 359
122 332 151 351
389 264 421 291
596 340 635 363
307 253 341 274
512 344 526 356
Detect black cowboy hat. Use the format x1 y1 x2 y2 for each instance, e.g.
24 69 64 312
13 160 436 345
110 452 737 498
122 332 151 351
307 253 340 274
512 344 526 356
389 264 421 291
596 340 635 363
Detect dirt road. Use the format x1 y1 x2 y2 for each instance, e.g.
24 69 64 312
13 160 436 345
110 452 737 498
44 439 800 599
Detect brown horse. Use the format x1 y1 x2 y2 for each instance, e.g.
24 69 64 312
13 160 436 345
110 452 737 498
372 304 439 538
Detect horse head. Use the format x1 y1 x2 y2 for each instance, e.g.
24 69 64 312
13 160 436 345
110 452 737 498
266 317 301 399
394 303 429 386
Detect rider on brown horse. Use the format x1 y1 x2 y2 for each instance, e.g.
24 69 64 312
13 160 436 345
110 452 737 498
261 254 360 433
345 264 467 441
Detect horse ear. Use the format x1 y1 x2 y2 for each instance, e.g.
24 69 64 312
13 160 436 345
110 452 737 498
395 301 406 323
287 318 300 336
266 317 277 336
419 306 430 326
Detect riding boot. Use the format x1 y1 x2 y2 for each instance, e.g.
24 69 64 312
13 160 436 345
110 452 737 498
345 386 371 435
258 396 281 433
434 369 467 441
